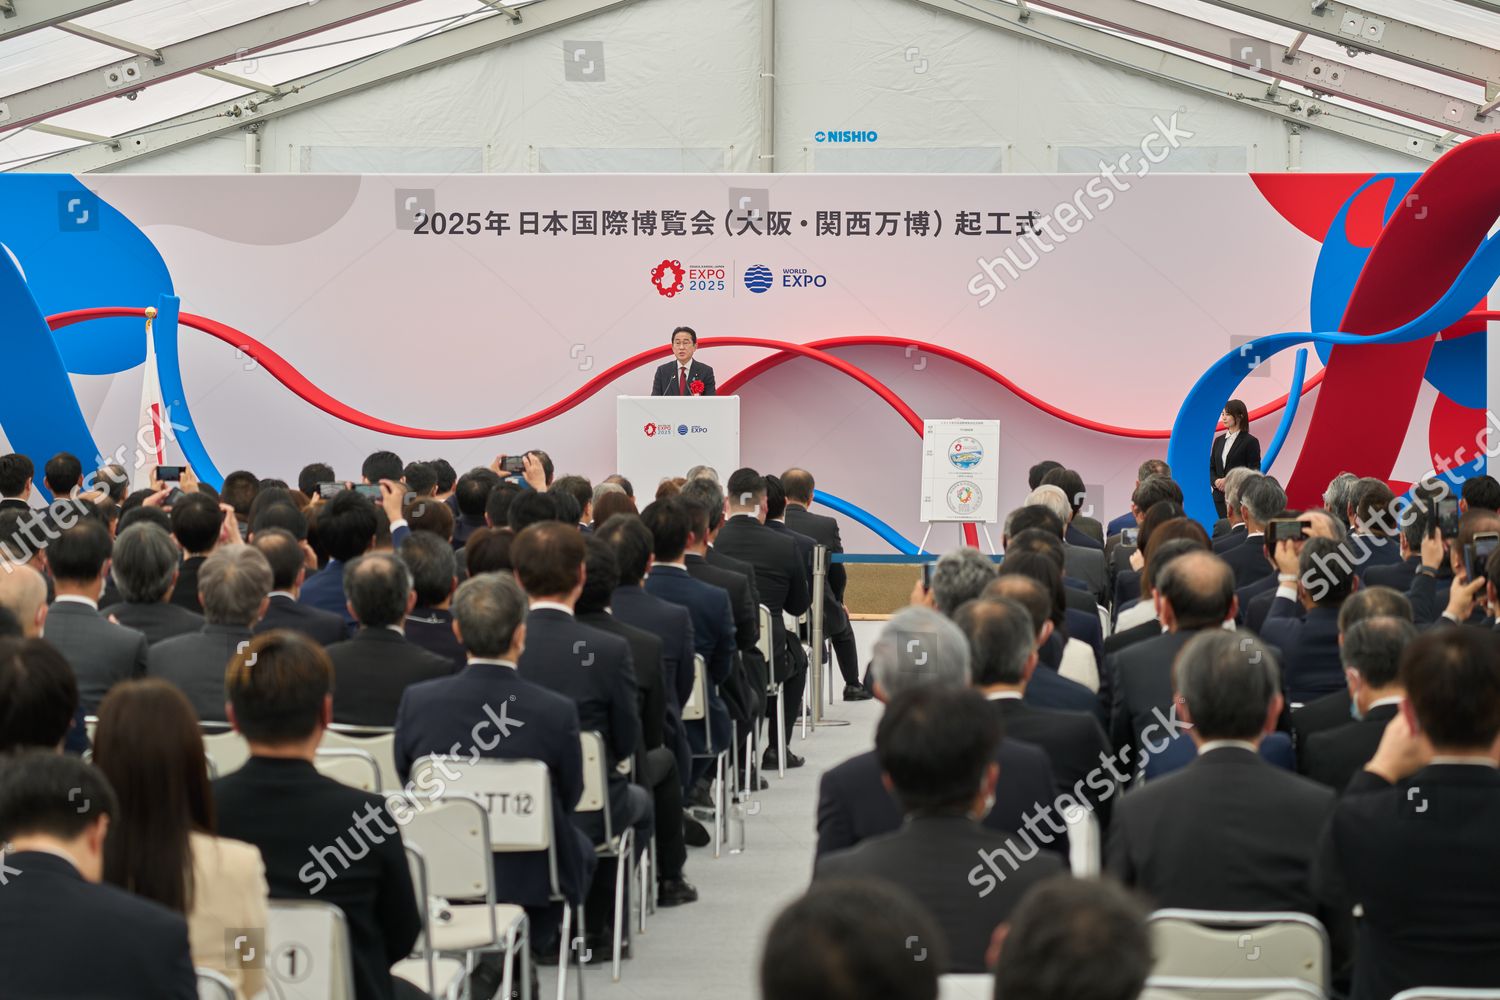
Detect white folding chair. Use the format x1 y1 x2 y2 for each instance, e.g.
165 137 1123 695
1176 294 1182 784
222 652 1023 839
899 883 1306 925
313 748 383 792
264 898 356 1000
1149 910 1330 993
682 653 730 857
786 611 811 739
577 731 635 982
202 730 250 778
396 813 526 1000
755 604 787 779
194 968 235 1000
321 727 399 790
938 973 996 999
1063 802 1101 876
1392 991 1500 999
409 756 580 1000
1141 977 1324 1000
84 714 98 744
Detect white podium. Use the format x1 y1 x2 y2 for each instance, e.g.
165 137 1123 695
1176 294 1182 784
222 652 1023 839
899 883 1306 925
617 395 740 493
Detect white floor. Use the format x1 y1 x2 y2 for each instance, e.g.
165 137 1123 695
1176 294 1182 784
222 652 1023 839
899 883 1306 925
541 627 886 1000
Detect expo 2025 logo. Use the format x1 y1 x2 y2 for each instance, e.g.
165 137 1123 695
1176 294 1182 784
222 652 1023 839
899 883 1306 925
948 436 983 470
643 423 657 437
946 481 982 517
744 264 773 294
651 259 685 297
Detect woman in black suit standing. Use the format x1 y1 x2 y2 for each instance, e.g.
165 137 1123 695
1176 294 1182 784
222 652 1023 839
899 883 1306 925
1210 398 1261 518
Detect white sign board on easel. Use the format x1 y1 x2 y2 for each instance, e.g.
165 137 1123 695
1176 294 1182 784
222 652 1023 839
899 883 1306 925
919 418 1001 551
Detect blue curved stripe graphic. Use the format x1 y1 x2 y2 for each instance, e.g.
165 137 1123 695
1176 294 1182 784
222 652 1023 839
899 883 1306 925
814 488 920 555
1259 347 1308 475
151 294 224 489
1168 174 1500 526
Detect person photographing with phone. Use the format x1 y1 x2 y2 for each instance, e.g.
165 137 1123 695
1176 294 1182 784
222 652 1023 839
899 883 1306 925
1414 505 1500 628
1261 516 1358 704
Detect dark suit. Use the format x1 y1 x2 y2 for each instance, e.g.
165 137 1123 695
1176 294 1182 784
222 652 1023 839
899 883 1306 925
645 565 734 778
816 816 1067 974
168 554 205 613
815 740 1059 860
990 694 1115 827
43 598 149 712
685 551 766 725
215 757 421 1000
1261 598 1345 703
1363 554 1419 594
1239 573 1282 632
1065 522 1103 550
99 599 203 646
650 358 716 396
1345 533 1402 578
1065 543 1108 604
147 623 252 722
1315 764 1500 1000
257 592 348 645
1290 689 1355 765
327 628 455 727
610 584 693 720
393 661 595 911
1106 511 1136 538
1210 432 1262 517
1302 702 1400 792
1073 514 1106 545
402 606 466 667
1109 746 1333 916
452 512 487 550
1103 618 1160 657
1222 532 1273 589
784 503 861 688
0 851 196 999
299 558 352 621
1106 630 1195 777
1027 645 1104 721
1212 523 1249 554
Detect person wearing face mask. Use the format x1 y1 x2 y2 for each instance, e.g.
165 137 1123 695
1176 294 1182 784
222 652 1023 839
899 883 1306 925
813 683 1066 974
1302 616 1416 792
1210 398 1261 519
650 326 717 396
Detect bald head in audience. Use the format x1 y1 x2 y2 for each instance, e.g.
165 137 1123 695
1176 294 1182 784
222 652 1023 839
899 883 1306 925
0 564 48 637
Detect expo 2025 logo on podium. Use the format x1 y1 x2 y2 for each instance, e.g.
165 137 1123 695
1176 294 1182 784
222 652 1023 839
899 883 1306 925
948 436 983 470
946 481 983 517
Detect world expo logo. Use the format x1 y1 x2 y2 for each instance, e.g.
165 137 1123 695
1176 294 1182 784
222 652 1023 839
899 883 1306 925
947 436 983 470
946 481 983 517
744 264 773 294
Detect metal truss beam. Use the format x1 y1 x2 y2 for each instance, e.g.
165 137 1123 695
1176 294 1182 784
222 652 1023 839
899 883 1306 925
0 0 131 42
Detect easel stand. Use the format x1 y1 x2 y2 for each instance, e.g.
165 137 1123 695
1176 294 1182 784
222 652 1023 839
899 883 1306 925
916 522 997 554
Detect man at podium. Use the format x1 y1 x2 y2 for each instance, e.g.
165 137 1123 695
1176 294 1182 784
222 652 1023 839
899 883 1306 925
651 326 717 396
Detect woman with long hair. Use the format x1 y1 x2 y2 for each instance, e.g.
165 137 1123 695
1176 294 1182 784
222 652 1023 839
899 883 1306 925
93 679 268 999
1210 398 1262 519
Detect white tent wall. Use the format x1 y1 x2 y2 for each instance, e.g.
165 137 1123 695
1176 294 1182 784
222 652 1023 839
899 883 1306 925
98 0 1433 177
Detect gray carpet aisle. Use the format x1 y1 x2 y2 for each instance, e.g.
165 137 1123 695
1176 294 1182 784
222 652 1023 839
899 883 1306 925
540 622 888 1000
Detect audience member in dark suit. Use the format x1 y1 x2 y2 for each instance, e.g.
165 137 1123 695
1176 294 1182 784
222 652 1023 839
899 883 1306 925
450 468 497 550
301 485 410 622
1209 399 1262 518
0 633 81 755
1105 550 1236 779
1104 459 1174 541
149 545 273 723
597 513 695 783
576 537 698 905
1304 616 1415 791
0 751 197 998
984 574 1102 721
100 522 205 644
215 631 421 1000
955 595 1117 831
168 492 233 614
396 530 465 667
1263 536 1356 704
0 452 37 511
782 468 869 702
1344 480 1403 579
1109 629 1335 920
325 553 453 727
712 468 810 769
1221 475 1285 589
40 518 149 712
641 498 736 791
1407 509 1500 626
393 573 595 950
992 878 1154 1000
816 606 1060 861
1041 467 1104 551
511 521 653 948
1314 628 1500 1000
650 326 715 396
1242 505 1347 635
815 684 1066 974
251 527 348 645
1104 474 1184 586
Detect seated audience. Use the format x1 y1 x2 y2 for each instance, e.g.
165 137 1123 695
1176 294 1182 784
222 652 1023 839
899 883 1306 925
300 487 407 620
592 489 637 526
1290 585 1413 751
983 573 1099 718
992 877 1152 1000
464 525 515 576
1211 468 1261 552
94 679 269 999
1344 478 1401 576
781 467 865 700
393 572 596 951
452 468 498 548
760 880 944 1000
0 451 36 510
252 527 346 644
1264 535 1359 703
1315 627 1500 999
1410 508 1500 626
101 523 204 644
815 684 1067 973
1108 630 1335 919
397 530 465 666
169 492 232 613
41 518 148 712
1040 466 1104 549
325 552 453 726
1303 615 1416 792
215 631 421 1000
0 637 79 753
1221 475 1285 591
149 545 274 722
0 751 197 998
